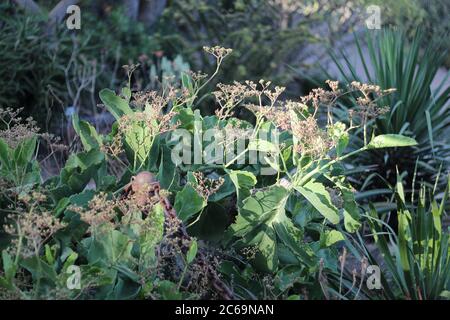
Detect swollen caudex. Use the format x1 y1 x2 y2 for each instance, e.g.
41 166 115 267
130 171 157 192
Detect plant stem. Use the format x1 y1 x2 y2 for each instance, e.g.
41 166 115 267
177 262 189 291
297 147 367 186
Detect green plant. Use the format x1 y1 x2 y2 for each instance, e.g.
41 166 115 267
341 174 449 300
0 46 419 300
387 0 450 67
0 137 40 189
0 1 162 131
327 29 449 197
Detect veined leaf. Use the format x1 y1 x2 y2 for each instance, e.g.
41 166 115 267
72 114 102 151
99 88 133 120
174 183 206 222
228 170 257 207
232 185 290 272
320 230 345 248
337 182 361 233
367 134 417 149
295 181 340 224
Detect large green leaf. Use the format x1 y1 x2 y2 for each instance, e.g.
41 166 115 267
72 114 102 151
320 230 345 248
174 183 206 222
228 170 257 207
295 181 340 224
20 256 57 284
367 134 418 149
13 136 37 167
81 230 134 267
239 225 278 272
0 136 40 186
54 149 105 198
123 123 154 169
232 185 290 272
188 202 229 241
157 145 179 190
273 219 317 268
334 180 361 233
99 88 133 120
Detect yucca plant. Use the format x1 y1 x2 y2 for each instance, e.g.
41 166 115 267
327 29 449 197
342 173 449 300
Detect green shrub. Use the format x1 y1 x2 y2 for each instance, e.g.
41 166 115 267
0 47 418 299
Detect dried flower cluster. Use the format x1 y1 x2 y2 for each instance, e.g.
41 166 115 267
237 79 395 158
293 116 334 158
4 192 66 258
192 172 225 200
40 133 68 153
70 193 118 232
222 120 252 143
70 187 163 234
203 46 233 61
188 70 208 83
102 89 180 162
213 82 253 119
213 79 286 120
241 245 259 260
0 107 39 148
119 110 178 140
349 81 392 123
124 89 180 136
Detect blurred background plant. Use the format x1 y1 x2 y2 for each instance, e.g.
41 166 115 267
157 0 401 103
0 0 164 136
2 0 448 133
390 0 450 67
